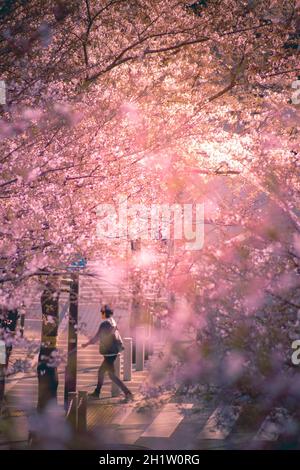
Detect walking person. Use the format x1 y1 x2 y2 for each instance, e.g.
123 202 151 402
82 305 133 401
0 308 19 408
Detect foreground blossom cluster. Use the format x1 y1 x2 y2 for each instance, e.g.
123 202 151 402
0 0 300 447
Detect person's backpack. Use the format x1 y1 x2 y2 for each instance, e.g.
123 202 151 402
113 327 125 354
99 318 124 355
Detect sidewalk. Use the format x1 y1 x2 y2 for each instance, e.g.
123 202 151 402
1 336 165 448
2 371 299 450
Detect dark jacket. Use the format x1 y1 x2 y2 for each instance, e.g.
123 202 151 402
98 317 123 356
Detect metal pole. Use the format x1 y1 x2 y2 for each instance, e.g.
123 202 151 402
0 340 6 406
136 326 145 371
145 335 150 361
64 273 79 409
123 338 132 381
149 314 154 356
132 337 136 365
144 307 150 361
20 313 25 338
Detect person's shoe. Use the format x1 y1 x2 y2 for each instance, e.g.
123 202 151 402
89 389 100 399
124 392 134 402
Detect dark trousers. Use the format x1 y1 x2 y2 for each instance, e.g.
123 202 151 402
96 355 130 395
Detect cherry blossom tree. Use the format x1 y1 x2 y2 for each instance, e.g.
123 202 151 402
0 0 299 426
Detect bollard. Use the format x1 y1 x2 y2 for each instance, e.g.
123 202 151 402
145 339 148 361
132 338 136 365
156 317 164 342
77 390 88 433
111 354 121 397
148 315 154 356
136 326 145 371
145 335 153 360
144 312 151 360
0 340 6 366
20 314 25 338
0 341 6 406
66 391 77 432
123 338 132 381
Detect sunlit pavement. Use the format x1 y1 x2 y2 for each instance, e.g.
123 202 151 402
83 398 300 450
2 398 299 450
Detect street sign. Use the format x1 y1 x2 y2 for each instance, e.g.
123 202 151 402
68 255 87 271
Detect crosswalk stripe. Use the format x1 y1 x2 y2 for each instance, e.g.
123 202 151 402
199 405 242 440
253 407 291 441
111 405 136 425
141 403 193 438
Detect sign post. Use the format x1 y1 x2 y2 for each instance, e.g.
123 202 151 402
64 256 86 410
64 273 79 409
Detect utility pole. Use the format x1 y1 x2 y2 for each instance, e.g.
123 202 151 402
64 272 79 409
